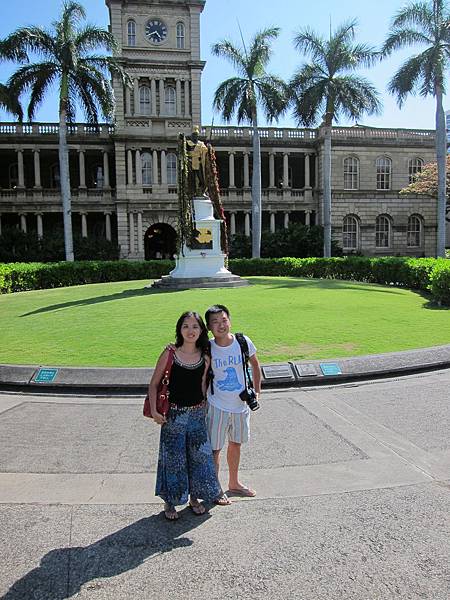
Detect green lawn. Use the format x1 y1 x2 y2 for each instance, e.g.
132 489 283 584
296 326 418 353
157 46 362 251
1 276 449 367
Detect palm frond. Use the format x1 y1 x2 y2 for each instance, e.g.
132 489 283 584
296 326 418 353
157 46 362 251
293 27 326 64
211 40 246 75
332 75 382 122
382 27 432 55
1 27 56 61
254 74 288 122
212 77 249 123
0 83 23 120
390 1 435 35
247 27 280 74
387 53 427 105
74 26 117 55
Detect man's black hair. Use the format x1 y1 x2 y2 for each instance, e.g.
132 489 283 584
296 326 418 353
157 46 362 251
204 304 230 327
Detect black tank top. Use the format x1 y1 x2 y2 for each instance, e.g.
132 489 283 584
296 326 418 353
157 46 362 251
168 353 205 407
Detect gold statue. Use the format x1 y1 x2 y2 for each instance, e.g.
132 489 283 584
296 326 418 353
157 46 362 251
185 126 208 196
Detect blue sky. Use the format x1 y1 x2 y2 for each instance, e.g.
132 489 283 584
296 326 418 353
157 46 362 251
0 0 445 129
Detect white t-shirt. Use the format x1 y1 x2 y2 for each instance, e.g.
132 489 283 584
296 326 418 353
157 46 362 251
207 334 257 413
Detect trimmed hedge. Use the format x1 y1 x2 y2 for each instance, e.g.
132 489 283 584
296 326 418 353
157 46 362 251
1 256 450 305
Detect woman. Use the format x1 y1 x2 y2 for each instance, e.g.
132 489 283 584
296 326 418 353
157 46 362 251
148 311 225 520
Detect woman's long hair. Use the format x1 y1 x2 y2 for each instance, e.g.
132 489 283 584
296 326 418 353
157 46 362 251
175 311 209 353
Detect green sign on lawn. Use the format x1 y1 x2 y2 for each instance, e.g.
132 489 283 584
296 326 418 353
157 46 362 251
320 363 342 376
34 368 58 383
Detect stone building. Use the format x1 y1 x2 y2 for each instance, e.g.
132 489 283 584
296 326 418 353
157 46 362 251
0 0 440 258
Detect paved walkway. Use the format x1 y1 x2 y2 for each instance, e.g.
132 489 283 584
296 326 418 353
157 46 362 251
1 369 449 599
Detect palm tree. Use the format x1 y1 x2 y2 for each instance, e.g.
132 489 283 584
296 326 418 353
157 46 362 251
382 0 450 258
0 1 129 261
212 27 288 258
290 20 381 257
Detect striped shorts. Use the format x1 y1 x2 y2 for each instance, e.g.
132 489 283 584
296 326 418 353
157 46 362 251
206 402 250 450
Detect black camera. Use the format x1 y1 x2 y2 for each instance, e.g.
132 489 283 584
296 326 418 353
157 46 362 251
239 387 260 411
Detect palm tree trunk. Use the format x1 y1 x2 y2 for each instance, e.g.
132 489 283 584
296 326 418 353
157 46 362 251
251 113 262 258
323 125 332 257
59 93 74 262
435 84 447 257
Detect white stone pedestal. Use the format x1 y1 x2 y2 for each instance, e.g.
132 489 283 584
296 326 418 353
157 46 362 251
152 196 248 290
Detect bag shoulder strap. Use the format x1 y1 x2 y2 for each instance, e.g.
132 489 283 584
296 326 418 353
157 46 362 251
163 347 175 381
235 332 253 387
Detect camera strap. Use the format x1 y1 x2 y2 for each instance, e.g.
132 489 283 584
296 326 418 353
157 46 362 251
235 332 253 389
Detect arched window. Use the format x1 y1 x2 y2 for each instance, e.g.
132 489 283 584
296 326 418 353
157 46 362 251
50 164 60 189
375 215 391 248
164 86 176 115
176 22 185 49
8 163 18 188
139 85 151 115
167 152 177 185
141 152 152 185
376 157 391 190
342 215 359 250
407 215 422 247
127 20 136 46
408 157 424 183
343 156 359 190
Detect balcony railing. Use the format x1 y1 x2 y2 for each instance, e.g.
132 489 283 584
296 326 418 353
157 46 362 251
0 187 116 199
201 126 317 141
0 122 114 137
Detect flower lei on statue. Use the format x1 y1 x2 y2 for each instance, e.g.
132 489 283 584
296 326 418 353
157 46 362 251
177 133 196 254
205 143 229 258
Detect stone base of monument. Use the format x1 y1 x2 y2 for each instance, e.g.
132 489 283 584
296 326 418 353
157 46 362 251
152 274 248 290
151 195 249 290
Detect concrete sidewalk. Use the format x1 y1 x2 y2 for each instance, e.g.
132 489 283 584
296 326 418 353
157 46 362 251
1 369 450 599
1 343 450 393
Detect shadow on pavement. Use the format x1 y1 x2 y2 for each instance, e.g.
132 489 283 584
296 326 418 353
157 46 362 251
3 508 211 599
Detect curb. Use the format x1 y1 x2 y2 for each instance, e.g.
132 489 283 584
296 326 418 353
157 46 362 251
1 344 449 395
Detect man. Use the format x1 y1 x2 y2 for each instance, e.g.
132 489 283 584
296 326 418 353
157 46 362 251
205 304 261 501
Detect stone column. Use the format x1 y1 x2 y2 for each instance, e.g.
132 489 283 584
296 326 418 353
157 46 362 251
269 152 275 188
176 80 182 116
244 212 250 237
228 152 235 188
161 150 167 185
105 212 112 241
17 150 25 188
103 151 110 188
305 153 311 188
81 212 88 238
230 212 236 235
305 210 311 226
283 153 289 188
243 152 250 187
135 150 142 185
20 213 27 232
152 150 159 184
127 149 133 185
159 79 165 116
79 150 86 188
284 212 290 229
37 213 43 238
184 81 190 117
129 212 135 254
133 78 139 115
151 79 157 116
33 150 41 188
125 86 131 115
137 212 143 254
270 212 276 233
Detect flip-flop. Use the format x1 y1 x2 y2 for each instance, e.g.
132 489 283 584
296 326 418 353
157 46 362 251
189 501 206 515
163 504 179 520
228 487 256 497
214 493 231 505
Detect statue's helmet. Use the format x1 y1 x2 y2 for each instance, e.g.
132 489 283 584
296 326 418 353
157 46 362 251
192 125 200 134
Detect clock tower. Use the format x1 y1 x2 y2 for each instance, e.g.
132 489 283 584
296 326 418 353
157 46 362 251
106 0 206 132
104 0 206 259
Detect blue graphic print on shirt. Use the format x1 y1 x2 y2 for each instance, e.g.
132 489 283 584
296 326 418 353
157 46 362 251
216 366 241 391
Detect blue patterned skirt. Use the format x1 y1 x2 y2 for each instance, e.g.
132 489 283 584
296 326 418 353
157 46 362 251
155 404 221 506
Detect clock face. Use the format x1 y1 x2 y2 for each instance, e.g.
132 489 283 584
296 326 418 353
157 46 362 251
145 19 168 44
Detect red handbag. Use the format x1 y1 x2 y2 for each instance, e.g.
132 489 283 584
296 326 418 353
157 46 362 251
143 348 175 418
